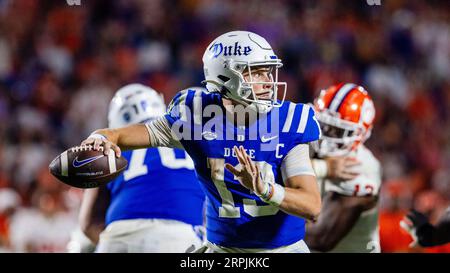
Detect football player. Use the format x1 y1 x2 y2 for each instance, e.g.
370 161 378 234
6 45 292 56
400 207 450 248
80 31 322 253
305 83 382 253
75 84 205 253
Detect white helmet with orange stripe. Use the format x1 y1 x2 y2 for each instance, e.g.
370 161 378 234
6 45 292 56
312 83 376 157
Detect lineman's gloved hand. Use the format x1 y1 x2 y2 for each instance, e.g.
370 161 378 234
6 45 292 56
400 209 434 247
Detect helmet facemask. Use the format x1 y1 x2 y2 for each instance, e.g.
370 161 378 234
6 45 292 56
312 109 368 157
205 58 287 114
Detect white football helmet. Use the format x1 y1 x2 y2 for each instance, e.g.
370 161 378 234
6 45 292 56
202 30 287 113
108 83 166 129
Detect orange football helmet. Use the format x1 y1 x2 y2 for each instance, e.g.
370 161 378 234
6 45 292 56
312 83 376 157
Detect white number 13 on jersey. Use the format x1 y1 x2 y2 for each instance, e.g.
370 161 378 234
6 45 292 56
207 158 279 218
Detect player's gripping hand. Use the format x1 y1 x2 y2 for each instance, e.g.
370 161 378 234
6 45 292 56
400 209 431 247
225 146 265 196
81 133 121 158
325 156 361 180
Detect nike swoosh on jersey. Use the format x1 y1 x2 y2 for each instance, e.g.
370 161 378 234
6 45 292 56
72 155 104 168
261 135 279 143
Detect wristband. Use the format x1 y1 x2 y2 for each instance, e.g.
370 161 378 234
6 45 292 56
266 183 285 206
257 183 285 207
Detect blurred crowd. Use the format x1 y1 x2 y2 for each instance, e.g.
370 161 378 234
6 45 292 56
0 0 448 252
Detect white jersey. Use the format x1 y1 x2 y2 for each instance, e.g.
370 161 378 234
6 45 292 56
315 145 382 253
9 208 77 253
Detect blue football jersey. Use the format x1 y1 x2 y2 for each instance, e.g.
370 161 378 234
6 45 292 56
105 147 205 227
164 88 321 248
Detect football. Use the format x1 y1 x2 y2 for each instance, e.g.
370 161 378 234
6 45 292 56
49 145 128 188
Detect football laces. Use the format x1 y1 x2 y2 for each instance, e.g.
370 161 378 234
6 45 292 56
70 145 104 153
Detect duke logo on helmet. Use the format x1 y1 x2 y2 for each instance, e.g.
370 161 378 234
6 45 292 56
209 42 252 58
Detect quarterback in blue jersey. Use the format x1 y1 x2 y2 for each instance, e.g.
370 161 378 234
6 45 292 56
76 84 205 253
81 31 322 253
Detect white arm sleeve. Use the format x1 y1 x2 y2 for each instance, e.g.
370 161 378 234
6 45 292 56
281 144 316 182
311 158 328 179
145 117 184 149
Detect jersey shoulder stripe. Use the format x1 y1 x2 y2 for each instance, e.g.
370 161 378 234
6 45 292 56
282 102 296 133
166 88 203 125
193 89 205 125
280 102 321 144
296 104 311 133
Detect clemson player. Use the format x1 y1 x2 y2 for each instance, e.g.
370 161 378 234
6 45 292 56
305 83 382 253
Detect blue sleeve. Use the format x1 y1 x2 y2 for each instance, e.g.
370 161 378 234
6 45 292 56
300 106 321 143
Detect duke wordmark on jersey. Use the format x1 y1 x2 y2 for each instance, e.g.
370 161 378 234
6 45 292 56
224 146 285 159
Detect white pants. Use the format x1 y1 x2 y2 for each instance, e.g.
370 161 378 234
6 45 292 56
96 219 203 253
193 240 310 253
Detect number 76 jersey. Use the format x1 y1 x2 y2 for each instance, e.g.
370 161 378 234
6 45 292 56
161 88 321 249
105 147 205 228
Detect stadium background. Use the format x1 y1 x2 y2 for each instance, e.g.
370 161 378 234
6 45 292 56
0 0 448 253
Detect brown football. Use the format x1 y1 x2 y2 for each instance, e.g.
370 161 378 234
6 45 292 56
49 145 128 188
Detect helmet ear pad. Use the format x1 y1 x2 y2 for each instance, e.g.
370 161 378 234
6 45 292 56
239 86 252 99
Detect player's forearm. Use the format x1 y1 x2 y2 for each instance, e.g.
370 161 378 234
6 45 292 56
276 174 321 221
305 210 340 251
279 187 321 221
81 223 103 244
78 188 107 244
93 124 152 150
305 193 369 251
